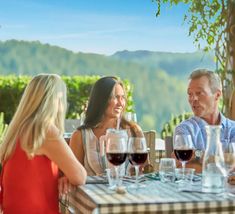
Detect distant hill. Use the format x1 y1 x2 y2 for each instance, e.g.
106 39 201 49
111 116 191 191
112 50 215 79
0 40 216 133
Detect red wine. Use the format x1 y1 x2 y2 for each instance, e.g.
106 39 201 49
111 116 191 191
106 153 127 166
174 149 193 162
128 153 148 165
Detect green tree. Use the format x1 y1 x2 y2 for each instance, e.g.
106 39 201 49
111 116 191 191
140 114 156 132
155 0 235 118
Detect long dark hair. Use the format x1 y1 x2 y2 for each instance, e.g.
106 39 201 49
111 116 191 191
78 76 139 136
79 76 121 128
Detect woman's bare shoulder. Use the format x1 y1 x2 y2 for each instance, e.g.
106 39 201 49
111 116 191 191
70 129 83 148
125 122 143 137
71 129 82 140
69 129 85 163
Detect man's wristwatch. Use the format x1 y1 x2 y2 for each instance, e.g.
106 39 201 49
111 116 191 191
195 150 203 161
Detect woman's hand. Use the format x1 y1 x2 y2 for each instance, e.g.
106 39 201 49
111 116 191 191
58 176 70 195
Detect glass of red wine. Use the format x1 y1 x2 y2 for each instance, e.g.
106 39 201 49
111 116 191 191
106 135 127 190
174 134 193 183
128 137 148 189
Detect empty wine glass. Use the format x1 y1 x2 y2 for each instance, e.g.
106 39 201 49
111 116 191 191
128 137 148 189
218 142 235 198
106 135 127 190
125 112 137 122
174 134 193 183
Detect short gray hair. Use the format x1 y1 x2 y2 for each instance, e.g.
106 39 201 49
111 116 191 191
189 69 222 93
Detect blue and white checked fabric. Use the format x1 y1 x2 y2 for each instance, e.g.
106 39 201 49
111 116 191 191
61 178 235 214
174 113 235 151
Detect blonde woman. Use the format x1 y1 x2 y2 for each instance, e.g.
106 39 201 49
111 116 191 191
0 74 87 214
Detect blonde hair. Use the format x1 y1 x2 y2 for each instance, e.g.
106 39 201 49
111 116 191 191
0 74 67 162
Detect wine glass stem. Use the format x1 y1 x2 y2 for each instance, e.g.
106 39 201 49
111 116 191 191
134 165 139 187
182 161 186 180
115 166 119 187
224 175 228 194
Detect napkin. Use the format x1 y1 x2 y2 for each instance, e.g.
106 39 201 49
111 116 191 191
86 176 108 184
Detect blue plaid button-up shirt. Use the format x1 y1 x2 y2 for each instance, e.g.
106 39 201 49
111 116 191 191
174 113 235 151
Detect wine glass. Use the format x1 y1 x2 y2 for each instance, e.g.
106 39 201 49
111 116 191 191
106 136 127 190
125 112 137 122
128 137 148 189
218 143 235 198
174 134 193 182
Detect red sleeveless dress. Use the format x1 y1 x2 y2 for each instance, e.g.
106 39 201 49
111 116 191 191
0 140 60 214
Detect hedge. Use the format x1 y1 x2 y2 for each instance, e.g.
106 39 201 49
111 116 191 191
0 75 134 124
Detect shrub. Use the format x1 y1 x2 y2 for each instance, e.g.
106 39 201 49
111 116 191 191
0 112 8 144
0 75 134 123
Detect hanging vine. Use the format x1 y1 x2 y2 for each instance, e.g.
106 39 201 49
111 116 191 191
154 0 235 117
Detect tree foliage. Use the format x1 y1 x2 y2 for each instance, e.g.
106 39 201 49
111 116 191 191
154 0 235 117
155 0 227 66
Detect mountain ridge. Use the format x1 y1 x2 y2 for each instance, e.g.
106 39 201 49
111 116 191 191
0 40 216 132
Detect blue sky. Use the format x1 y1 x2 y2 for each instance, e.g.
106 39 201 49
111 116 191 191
0 0 197 55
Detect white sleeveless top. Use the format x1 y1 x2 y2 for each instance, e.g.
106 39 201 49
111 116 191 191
82 128 126 176
82 129 104 176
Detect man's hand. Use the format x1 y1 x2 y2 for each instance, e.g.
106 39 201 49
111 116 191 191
186 151 203 173
171 151 182 168
171 150 203 173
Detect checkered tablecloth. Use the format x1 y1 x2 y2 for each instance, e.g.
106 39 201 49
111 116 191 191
61 177 235 214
